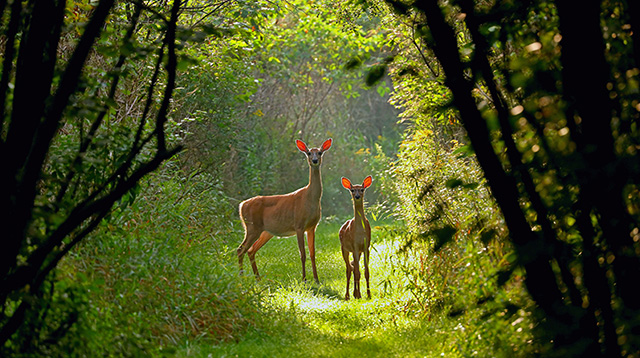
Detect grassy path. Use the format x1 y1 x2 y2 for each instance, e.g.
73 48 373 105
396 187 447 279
181 222 448 357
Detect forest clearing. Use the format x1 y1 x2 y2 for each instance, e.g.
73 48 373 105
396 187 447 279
2 0 640 357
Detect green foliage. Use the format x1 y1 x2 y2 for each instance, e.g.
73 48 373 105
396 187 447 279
166 0 402 219
59 161 258 356
378 0 640 355
380 119 533 334
13 0 629 355
2 272 94 357
1 0 185 352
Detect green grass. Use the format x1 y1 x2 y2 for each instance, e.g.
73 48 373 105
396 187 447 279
63 212 533 357
175 221 454 358
58 171 535 357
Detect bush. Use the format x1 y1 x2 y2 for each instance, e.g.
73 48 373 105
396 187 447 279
380 121 537 355
58 160 259 356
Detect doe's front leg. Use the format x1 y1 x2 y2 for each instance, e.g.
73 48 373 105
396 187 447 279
296 230 307 281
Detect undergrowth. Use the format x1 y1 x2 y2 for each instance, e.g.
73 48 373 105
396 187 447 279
60 164 258 356
55 159 537 357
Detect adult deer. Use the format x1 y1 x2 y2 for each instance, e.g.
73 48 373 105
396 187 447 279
339 175 372 300
237 138 332 283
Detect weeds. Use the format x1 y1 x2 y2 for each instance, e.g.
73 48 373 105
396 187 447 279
55 159 536 357
60 165 258 356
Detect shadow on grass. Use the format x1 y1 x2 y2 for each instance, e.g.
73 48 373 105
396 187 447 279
309 283 343 300
201 294 441 358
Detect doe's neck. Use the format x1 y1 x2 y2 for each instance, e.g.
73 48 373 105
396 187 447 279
308 165 322 198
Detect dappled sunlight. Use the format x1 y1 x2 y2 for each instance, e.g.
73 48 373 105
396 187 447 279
298 296 340 312
262 280 426 337
267 285 341 313
256 231 429 344
8 0 636 354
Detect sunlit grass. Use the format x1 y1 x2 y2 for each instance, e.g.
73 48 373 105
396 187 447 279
192 219 455 358
65 183 532 358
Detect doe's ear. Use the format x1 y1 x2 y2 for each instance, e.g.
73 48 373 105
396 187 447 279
321 138 333 151
362 175 373 189
296 139 308 153
341 177 352 190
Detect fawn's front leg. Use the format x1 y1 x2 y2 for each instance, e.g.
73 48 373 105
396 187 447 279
364 248 371 299
352 250 362 299
341 246 352 300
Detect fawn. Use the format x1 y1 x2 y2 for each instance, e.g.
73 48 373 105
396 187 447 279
339 175 372 300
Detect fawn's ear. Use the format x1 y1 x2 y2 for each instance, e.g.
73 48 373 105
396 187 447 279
321 138 332 151
296 140 308 153
362 175 373 189
341 177 352 190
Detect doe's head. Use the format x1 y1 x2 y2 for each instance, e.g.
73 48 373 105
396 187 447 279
341 176 373 201
296 138 332 167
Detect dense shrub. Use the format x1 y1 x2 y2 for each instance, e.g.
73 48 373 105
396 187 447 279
58 160 259 356
375 118 537 355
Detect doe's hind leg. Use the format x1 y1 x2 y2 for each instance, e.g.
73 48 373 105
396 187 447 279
247 231 273 280
237 226 261 275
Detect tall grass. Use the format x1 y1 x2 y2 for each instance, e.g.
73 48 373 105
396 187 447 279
56 156 537 357
371 125 539 356
60 162 259 356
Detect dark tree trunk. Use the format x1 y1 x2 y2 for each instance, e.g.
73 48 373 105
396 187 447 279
0 0 182 349
413 0 567 323
408 0 640 355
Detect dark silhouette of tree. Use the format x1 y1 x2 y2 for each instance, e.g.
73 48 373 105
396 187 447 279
0 0 182 352
389 0 640 355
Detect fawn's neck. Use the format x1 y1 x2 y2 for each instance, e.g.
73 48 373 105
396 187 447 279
353 200 365 225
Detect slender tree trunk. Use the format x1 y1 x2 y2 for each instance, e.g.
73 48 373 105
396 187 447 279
557 0 640 312
414 0 566 322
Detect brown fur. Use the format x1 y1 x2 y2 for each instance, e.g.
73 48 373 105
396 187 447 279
237 139 332 283
339 176 372 300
